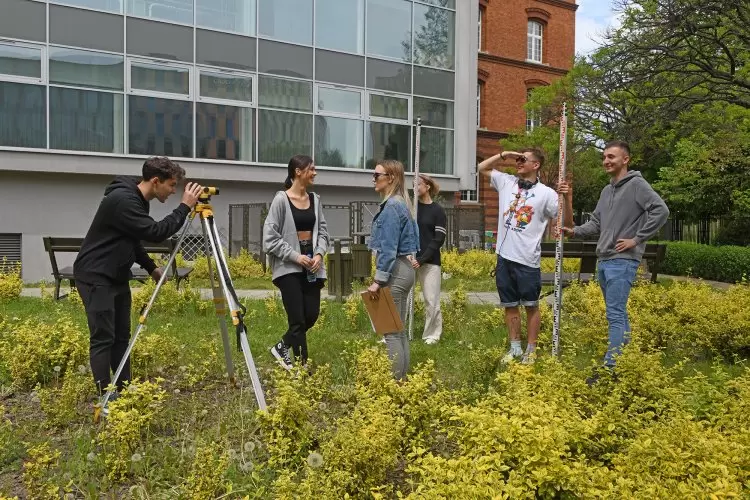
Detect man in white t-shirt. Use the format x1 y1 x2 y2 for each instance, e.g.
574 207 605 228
478 148 573 363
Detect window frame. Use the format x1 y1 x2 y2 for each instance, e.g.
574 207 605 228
526 20 543 63
126 57 193 101
0 39 46 85
314 83 364 119
196 66 256 108
366 90 411 125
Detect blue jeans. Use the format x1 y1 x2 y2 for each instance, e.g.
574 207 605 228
598 259 639 367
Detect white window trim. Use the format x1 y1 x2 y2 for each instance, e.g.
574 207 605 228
196 67 255 107
314 83 364 119
476 82 482 128
126 57 193 100
0 40 46 85
477 7 483 52
366 90 411 125
460 172 480 203
527 20 543 63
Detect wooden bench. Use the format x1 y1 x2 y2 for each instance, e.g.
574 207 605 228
537 240 667 286
42 236 193 300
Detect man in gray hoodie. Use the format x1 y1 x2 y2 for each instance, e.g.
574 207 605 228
563 141 669 376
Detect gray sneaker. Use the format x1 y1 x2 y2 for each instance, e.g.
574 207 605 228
502 348 523 363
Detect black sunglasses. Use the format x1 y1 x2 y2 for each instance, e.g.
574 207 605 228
372 172 389 180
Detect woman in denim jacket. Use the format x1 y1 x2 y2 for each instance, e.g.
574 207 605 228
367 159 419 380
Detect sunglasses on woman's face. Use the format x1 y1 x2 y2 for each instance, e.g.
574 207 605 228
372 172 388 180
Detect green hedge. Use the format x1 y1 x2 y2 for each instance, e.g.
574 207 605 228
661 241 750 283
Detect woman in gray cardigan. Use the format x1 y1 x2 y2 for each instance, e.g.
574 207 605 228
262 155 329 369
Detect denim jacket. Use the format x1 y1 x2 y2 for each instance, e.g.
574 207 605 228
368 195 419 284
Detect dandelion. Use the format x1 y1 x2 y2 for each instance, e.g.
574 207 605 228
131 453 142 462
87 452 97 462
77 364 87 374
179 365 188 372
174 389 181 394
228 449 238 460
53 365 61 373
318 402 328 411
200 409 208 416
306 452 324 468
239 461 254 473
243 441 255 453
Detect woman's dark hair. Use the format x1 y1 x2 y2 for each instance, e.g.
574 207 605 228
285 154 314 189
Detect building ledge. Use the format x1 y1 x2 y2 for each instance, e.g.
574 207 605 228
477 128 509 141
534 0 578 11
478 52 569 75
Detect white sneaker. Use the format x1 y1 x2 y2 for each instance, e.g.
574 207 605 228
521 351 536 365
502 348 523 363
424 338 438 345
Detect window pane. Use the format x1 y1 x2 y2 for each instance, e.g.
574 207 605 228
50 48 124 91
127 18 193 63
200 71 253 103
413 97 453 128
258 40 313 80
258 0 312 45
315 49 365 87
366 58 411 94
51 0 123 12
258 110 312 163
366 0 411 61
317 87 361 116
127 0 193 25
196 29 256 72
0 43 41 79
50 5 124 53
131 62 190 95
365 121 409 170
369 93 408 121
128 95 193 157
197 103 254 162
258 75 312 112
0 0 46 42
50 87 124 153
0 82 45 148
197 0 256 36
315 116 363 169
419 0 455 7
413 4 455 70
413 66 454 99
417 127 453 175
315 0 364 54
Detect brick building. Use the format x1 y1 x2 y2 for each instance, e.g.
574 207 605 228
469 0 577 234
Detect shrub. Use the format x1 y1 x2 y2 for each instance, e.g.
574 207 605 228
440 249 580 280
181 442 230 499
0 259 22 300
191 249 267 280
661 241 750 283
131 280 209 316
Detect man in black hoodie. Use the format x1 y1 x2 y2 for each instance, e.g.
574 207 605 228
74 156 203 396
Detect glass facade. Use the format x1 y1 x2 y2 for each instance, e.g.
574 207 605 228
0 0 456 175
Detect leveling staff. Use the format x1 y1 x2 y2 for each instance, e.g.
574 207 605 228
73 157 203 397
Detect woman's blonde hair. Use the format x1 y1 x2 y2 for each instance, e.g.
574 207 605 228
418 173 440 198
378 159 413 214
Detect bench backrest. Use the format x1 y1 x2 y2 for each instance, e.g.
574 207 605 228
539 241 667 277
42 236 181 276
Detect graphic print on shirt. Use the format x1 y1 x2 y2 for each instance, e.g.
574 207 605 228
503 190 535 231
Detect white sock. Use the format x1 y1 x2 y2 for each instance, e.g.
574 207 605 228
525 343 536 353
510 340 522 353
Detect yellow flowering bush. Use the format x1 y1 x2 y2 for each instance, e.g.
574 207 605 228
181 442 231 499
0 259 22 300
440 249 580 280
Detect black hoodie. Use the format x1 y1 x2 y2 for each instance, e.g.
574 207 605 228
73 176 191 285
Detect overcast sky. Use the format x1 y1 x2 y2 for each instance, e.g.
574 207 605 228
575 0 621 55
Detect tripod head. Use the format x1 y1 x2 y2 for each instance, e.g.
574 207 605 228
199 186 220 201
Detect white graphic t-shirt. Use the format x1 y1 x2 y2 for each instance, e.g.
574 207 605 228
491 170 559 268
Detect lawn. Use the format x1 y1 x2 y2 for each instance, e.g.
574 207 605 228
1 278 749 498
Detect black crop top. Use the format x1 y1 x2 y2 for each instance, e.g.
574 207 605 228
287 193 315 232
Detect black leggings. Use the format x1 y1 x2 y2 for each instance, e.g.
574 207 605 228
77 281 132 394
274 272 322 363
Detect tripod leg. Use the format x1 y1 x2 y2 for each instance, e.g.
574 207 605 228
202 215 267 411
202 219 236 386
95 216 195 423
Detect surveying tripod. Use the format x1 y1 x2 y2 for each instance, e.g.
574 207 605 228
93 187 267 423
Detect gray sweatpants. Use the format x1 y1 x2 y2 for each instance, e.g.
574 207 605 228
383 256 415 380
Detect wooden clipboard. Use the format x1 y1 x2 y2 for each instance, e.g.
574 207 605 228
360 286 404 335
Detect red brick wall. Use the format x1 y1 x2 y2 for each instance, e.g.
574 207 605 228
473 0 577 233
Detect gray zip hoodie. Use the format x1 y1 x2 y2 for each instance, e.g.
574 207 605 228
262 191 329 281
573 170 669 262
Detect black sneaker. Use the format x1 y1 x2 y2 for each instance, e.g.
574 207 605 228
270 342 293 370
